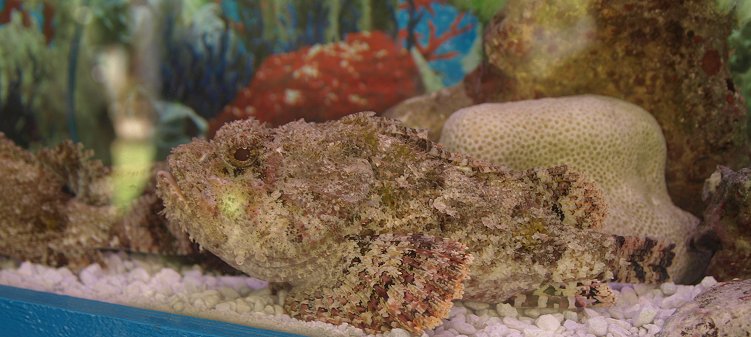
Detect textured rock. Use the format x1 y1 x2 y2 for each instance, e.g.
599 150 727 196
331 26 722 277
658 279 751 337
697 166 751 281
157 112 676 334
383 83 474 142
464 0 749 216
440 95 707 283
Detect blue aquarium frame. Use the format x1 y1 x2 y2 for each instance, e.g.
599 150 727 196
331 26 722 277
0 285 302 337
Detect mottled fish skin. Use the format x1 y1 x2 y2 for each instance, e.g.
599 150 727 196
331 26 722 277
0 133 114 270
157 112 674 334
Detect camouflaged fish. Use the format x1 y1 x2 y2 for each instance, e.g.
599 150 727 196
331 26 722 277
0 134 212 270
156 112 675 334
0 133 114 269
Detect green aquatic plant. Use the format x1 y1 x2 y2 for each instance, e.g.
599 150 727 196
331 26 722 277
449 0 507 24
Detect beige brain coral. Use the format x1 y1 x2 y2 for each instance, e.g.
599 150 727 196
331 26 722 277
440 95 708 283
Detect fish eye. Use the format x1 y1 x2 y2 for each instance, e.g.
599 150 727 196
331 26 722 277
228 146 257 168
234 147 252 162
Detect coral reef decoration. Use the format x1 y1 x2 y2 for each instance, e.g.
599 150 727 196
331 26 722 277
463 0 749 216
658 279 751 337
398 6 475 62
439 95 708 284
157 112 675 334
397 0 480 89
383 82 473 141
697 166 751 281
208 31 420 135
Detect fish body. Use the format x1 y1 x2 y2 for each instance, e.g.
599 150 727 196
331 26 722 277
0 133 113 269
157 112 674 334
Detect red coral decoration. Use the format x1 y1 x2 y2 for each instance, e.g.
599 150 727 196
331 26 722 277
398 12 474 61
209 31 421 135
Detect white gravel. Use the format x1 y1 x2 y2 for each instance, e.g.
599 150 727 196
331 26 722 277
0 253 717 337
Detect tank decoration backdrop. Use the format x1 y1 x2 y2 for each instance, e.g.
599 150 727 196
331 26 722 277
2 0 751 336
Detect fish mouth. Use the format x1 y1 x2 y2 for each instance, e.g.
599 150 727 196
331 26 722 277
156 169 338 278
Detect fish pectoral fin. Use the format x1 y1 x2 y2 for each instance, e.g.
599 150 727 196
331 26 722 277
284 233 473 334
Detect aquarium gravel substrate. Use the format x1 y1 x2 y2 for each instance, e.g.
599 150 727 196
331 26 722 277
0 253 716 337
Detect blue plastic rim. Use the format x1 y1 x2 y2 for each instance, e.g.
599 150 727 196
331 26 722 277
0 284 303 337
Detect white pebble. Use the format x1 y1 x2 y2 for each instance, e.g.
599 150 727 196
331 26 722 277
535 314 560 331
16 262 35 277
608 307 625 320
659 282 677 296
79 264 103 286
127 268 150 283
661 292 689 309
503 316 534 331
467 314 485 326
656 308 676 320
699 276 718 289
41 268 63 287
523 308 541 318
154 268 181 283
563 311 578 322
583 308 600 318
562 319 579 330
2 253 725 337
171 301 185 311
644 323 661 335
519 317 534 324
586 316 608 336
633 284 653 296
480 322 509 337
521 327 550 337
608 323 629 337
632 305 657 327
432 332 456 337
496 303 518 318
235 299 251 313
218 287 240 300
452 321 477 335
215 301 236 312
619 286 639 306
389 328 411 337
476 309 495 317
464 301 491 311
450 305 469 317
